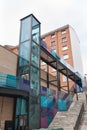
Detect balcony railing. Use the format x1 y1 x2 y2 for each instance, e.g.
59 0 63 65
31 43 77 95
0 72 29 92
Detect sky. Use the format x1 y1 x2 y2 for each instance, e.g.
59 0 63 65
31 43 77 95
0 0 87 74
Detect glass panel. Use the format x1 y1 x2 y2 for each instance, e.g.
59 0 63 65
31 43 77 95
32 25 39 44
32 17 40 44
30 66 39 95
32 17 39 27
6 74 16 88
16 98 27 115
18 66 29 75
19 41 30 66
20 74 30 92
16 98 21 115
0 72 7 87
20 17 31 42
31 42 40 67
21 99 27 115
29 95 40 130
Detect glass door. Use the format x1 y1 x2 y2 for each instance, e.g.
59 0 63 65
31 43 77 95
18 115 28 130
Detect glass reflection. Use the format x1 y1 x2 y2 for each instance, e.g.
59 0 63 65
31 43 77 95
32 25 39 44
31 42 40 67
21 17 31 42
30 66 39 95
19 41 30 66
29 96 40 129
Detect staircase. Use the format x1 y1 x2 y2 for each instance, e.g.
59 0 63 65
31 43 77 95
49 92 87 130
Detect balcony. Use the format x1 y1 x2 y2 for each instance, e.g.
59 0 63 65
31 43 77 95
0 72 29 97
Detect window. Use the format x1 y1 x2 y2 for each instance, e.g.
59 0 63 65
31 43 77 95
51 41 56 46
52 68 56 72
41 61 46 65
62 37 67 42
51 33 55 38
62 75 67 82
62 45 68 51
52 49 56 53
42 37 45 41
63 54 69 59
61 29 66 34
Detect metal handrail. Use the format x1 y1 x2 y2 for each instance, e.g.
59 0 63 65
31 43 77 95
74 102 84 130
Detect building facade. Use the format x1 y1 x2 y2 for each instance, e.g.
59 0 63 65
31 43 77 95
0 15 84 130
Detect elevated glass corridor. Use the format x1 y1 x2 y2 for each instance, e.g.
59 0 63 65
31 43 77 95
40 40 83 92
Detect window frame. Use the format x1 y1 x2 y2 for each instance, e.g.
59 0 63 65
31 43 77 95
63 54 69 60
61 37 67 42
62 45 68 51
51 41 56 46
51 33 55 38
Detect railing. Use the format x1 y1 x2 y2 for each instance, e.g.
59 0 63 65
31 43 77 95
74 103 84 130
0 72 29 92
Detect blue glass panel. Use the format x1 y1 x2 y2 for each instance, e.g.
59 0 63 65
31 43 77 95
16 98 27 115
31 42 40 67
48 117 53 125
58 100 67 111
16 98 21 115
19 41 30 66
32 17 40 44
20 17 31 42
30 66 39 95
0 72 7 87
32 26 39 44
41 86 47 96
29 96 40 130
47 88 53 97
41 96 47 107
21 99 27 115
18 66 29 75
6 75 16 88
32 17 39 27
47 97 54 108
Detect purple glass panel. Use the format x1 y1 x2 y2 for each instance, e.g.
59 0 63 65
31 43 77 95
41 117 48 128
41 86 47 96
54 108 58 116
47 108 54 118
41 107 47 117
41 40 47 49
20 78 30 92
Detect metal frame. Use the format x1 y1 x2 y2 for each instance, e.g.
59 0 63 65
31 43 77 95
40 44 82 93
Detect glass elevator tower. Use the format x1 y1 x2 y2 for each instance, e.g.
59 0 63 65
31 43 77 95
17 14 41 130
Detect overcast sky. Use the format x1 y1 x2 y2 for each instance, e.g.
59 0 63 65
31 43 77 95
0 0 87 74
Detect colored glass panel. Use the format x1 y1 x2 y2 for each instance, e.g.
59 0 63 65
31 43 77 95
30 66 39 95
29 95 40 130
19 41 30 66
20 17 31 42
31 42 40 67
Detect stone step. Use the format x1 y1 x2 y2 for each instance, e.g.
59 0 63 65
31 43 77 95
79 125 87 130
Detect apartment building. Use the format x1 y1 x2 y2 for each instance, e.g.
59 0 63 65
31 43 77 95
41 25 83 91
